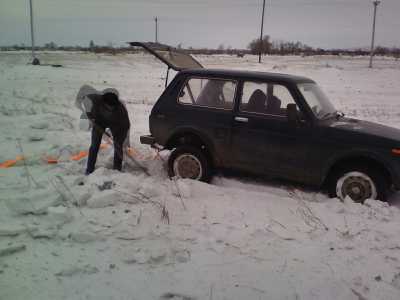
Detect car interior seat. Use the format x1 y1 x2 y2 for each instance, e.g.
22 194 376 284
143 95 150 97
246 89 267 113
265 84 282 114
266 95 282 114
197 80 224 107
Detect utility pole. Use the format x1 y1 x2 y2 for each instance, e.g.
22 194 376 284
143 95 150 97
369 0 380 68
259 0 266 63
28 0 40 65
155 17 158 44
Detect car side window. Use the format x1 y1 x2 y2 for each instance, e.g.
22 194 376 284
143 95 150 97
178 78 237 110
240 81 296 117
240 82 268 113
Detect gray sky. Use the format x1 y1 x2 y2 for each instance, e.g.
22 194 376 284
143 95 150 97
1 0 399 49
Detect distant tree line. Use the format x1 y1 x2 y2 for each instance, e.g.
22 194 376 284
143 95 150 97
1 38 400 58
247 35 400 58
0 41 135 55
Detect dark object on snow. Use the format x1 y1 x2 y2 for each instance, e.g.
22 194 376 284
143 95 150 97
160 292 195 300
85 92 130 174
32 57 40 65
98 181 114 191
135 41 400 203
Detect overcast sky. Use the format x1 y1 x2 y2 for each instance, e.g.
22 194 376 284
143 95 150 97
1 0 399 49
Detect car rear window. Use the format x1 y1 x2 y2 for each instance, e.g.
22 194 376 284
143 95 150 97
178 77 237 110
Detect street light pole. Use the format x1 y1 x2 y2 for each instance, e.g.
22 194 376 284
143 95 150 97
155 17 158 44
28 0 40 65
259 0 266 63
369 0 380 68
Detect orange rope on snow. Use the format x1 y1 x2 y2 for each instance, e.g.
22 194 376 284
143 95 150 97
70 151 88 161
1 144 111 168
1 143 158 169
0 155 24 169
46 157 59 164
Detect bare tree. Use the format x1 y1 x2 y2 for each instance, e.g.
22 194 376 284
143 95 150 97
248 35 271 55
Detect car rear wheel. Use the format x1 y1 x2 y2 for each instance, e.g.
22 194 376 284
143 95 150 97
328 166 388 202
168 146 211 182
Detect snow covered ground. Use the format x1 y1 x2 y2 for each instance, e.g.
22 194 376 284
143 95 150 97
1 51 400 300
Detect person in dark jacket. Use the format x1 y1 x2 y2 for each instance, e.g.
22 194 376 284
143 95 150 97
84 92 130 175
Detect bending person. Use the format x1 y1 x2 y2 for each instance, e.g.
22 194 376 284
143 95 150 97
76 85 130 174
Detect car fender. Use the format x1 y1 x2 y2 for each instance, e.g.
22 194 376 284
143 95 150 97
165 126 219 165
321 149 395 186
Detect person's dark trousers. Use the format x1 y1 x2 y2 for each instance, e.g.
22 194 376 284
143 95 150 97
110 127 129 171
86 125 105 175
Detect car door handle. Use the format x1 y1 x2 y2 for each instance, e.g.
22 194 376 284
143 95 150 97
234 117 248 123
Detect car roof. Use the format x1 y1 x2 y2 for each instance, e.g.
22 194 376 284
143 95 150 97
178 68 315 84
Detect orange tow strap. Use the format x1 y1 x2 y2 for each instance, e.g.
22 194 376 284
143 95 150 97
1 143 157 169
45 143 110 164
70 151 88 161
0 155 24 169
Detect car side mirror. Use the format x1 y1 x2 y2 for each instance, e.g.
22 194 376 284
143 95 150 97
287 103 299 124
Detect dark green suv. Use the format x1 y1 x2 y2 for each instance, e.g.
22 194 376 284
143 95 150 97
133 42 400 203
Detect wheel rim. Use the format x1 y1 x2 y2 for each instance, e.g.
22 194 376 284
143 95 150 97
173 153 203 180
336 171 377 202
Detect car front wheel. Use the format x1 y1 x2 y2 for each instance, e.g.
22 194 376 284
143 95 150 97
168 146 211 182
328 166 388 202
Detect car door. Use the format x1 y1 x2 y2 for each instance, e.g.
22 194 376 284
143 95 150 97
230 80 315 182
174 76 238 167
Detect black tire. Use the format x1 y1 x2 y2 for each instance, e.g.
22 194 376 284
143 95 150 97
327 165 388 202
168 145 212 182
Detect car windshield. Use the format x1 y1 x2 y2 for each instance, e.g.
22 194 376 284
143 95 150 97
297 83 337 119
